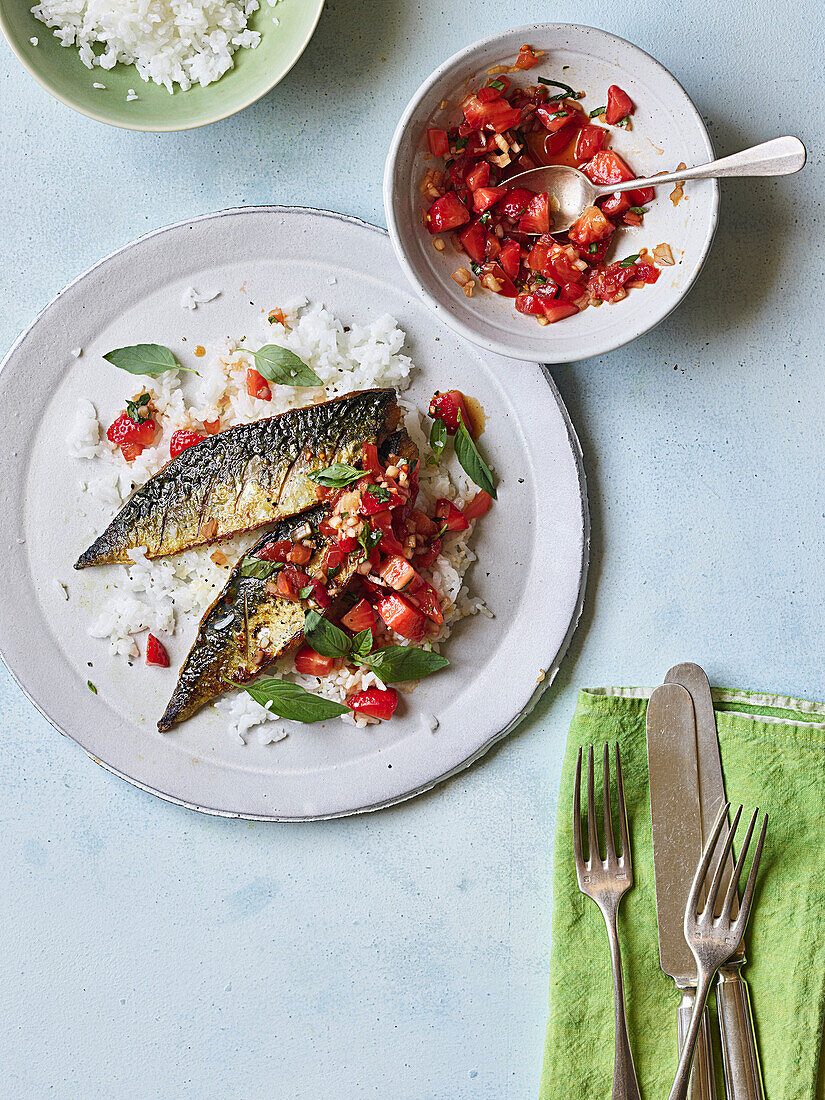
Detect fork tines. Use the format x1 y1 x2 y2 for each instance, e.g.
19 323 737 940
687 802 768 935
573 743 631 886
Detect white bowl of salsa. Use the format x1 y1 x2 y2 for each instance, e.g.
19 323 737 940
384 23 719 363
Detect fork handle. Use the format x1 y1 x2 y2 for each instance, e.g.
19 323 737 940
605 909 642 1100
677 993 717 1100
669 970 716 1100
717 966 765 1100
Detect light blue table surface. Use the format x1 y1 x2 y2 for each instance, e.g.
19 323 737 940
1 2 823 1097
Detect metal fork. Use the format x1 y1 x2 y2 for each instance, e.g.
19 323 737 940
668 804 768 1100
573 744 641 1100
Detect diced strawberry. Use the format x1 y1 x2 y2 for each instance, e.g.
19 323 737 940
409 581 443 624
515 286 557 315
256 538 294 562
541 301 580 323
558 281 586 302
583 150 636 186
429 390 471 435
169 429 206 459
348 687 398 721
600 191 632 219
146 633 169 667
462 96 522 133
537 104 575 133
605 85 634 126
107 411 156 459
426 192 470 233
341 598 376 634
634 262 660 284
294 645 334 677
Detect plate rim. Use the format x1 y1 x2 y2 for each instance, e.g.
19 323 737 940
383 21 721 363
0 204 589 820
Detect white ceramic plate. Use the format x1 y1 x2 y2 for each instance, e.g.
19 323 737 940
384 23 719 363
0 207 587 819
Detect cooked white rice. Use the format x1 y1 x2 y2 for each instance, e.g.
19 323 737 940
31 0 263 93
66 300 489 743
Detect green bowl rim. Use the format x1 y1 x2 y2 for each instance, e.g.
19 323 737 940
0 0 325 132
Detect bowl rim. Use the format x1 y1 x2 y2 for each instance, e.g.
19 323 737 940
383 21 720 363
0 0 325 133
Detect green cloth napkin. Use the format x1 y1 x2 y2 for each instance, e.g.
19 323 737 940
540 687 825 1100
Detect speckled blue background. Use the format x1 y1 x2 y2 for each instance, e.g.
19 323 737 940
1 2 823 1097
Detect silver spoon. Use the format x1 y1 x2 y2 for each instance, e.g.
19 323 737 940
506 135 806 234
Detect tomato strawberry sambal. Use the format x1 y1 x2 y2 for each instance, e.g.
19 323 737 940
422 46 662 325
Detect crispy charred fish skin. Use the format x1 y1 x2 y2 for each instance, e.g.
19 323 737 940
157 429 419 731
157 505 355 731
75 388 400 568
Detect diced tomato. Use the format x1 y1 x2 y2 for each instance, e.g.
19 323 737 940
519 192 551 235
257 538 294 562
246 368 271 401
623 210 642 227
203 418 221 435
586 261 638 302
434 498 470 533
605 85 634 126
480 261 518 298
465 161 490 191
514 44 541 70
310 581 332 610
287 543 312 566
336 534 359 554
498 239 521 281
569 205 613 246
574 124 607 164
341 598 376 634
462 96 522 133
448 155 470 189
478 79 508 103
536 120 579 157
426 191 470 233
546 244 586 284
409 509 439 537
275 566 309 600
464 489 492 520
378 554 419 592
409 581 443 624
169 429 206 459
369 511 406 556
348 687 399 721
427 127 449 157
541 301 580 323
429 390 471 435
458 219 488 265
583 150 636 186
146 633 169 667
634 261 660 284
515 286 557 315
628 185 655 206
414 538 443 570
537 104 576 133
497 187 535 221
294 644 334 677
373 592 427 642
465 131 497 158
558 281 586 302
472 186 508 213
322 545 346 574
600 191 632 219
361 442 381 476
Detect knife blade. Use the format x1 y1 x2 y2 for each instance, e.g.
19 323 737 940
646 683 716 1100
665 663 765 1100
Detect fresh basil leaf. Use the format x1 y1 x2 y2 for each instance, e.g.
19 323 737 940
479 211 491 226
87 680 97 694
454 136 468 151
103 343 197 376
308 463 363 488
547 109 568 121
537 77 578 99
357 525 383 560
619 254 640 268
240 558 282 580
588 243 598 254
304 609 353 660
125 392 152 424
454 412 497 500
629 206 648 215
350 629 374 663
589 105 607 118
365 483 391 503
250 344 322 387
488 79 504 91
298 585 316 599
363 646 449 684
429 418 447 460
239 677 350 722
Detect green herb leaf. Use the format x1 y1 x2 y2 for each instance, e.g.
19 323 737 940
304 609 353 660
350 629 374 663
537 77 578 99
125 392 152 424
357 525 383 561
454 136 468 151
588 243 599 254
249 345 322 387
103 343 197 377
298 585 316 599
619 254 640 268
629 206 648 215
238 677 350 722
429 418 447 461
363 646 449 684
454 412 497 499
87 680 97 694
365 484 391 503
617 116 631 129
487 79 505 91
589 105 607 118
479 211 491 226
470 261 484 277
547 109 569 121
240 558 283 580
533 273 548 284
308 463 363 488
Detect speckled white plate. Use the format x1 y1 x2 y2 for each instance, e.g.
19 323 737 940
384 23 719 363
0 207 587 819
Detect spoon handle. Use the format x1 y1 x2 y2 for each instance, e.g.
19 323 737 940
596 135 806 196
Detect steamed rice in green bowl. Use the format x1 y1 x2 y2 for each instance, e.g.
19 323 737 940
0 0 325 131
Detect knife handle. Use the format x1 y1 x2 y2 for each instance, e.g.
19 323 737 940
717 966 764 1100
677 990 717 1100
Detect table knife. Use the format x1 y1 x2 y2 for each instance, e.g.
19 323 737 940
646 684 717 1100
665 663 765 1100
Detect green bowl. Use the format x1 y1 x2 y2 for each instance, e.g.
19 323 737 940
0 0 325 131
